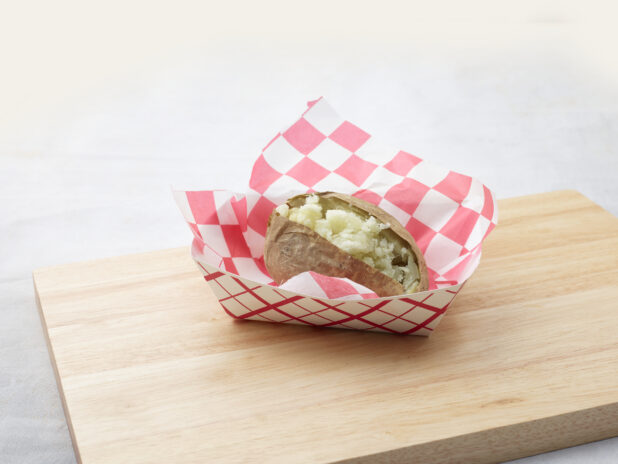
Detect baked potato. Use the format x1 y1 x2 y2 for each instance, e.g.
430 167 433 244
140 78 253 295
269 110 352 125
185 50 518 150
264 192 428 297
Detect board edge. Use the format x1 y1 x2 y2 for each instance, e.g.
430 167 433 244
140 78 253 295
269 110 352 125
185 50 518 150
335 402 618 464
33 273 83 464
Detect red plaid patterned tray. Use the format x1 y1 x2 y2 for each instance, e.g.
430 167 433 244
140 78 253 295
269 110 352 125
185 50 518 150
174 98 497 335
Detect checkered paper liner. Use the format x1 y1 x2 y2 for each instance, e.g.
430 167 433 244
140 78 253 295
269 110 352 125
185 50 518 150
174 98 497 335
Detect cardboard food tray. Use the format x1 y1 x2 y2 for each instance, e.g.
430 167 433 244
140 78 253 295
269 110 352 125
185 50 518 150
174 98 498 334
34 190 618 464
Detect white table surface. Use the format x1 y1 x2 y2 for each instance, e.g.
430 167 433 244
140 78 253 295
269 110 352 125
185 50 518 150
1 18 617 463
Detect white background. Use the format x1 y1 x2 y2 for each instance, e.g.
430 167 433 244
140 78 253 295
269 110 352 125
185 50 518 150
1 1 617 462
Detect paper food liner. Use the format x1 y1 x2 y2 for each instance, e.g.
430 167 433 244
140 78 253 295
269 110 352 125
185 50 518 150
174 98 498 336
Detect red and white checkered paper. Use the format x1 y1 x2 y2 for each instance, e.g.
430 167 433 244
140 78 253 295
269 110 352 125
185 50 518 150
174 98 497 336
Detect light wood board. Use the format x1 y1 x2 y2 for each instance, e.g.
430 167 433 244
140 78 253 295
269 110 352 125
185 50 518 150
33 190 618 464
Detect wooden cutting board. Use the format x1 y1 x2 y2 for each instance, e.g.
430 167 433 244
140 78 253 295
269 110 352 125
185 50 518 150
33 190 618 464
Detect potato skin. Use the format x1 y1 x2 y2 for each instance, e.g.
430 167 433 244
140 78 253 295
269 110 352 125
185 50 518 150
264 192 429 297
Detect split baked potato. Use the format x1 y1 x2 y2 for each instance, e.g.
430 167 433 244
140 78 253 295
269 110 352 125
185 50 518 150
264 192 428 297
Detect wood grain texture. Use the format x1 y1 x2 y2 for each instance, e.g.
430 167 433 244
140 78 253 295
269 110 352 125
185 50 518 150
33 190 618 464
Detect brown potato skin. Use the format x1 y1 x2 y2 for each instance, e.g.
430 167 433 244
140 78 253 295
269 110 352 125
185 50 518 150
264 192 429 297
